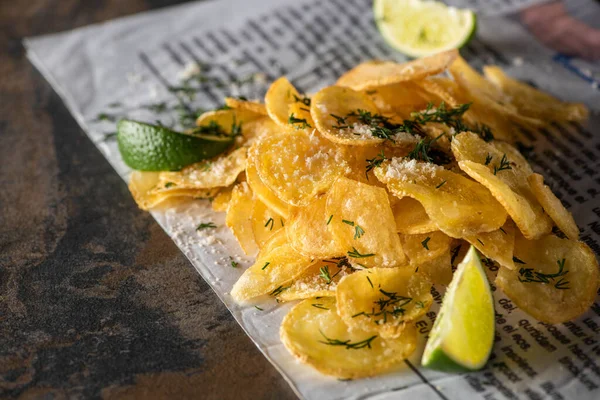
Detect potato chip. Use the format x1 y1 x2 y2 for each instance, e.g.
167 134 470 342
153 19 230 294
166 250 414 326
365 81 431 116
392 197 438 234
158 147 247 189
326 177 407 268
416 251 453 286
449 56 543 129
311 85 421 147
344 144 409 185
452 132 552 239
224 97 268 116
312 85 383 145
336 49 458 91
226 182 259 255
464 220 516 270
129 171 218 210
337 268 432 338
212 186 233 212
239 117 282 145
496 234 599 324
251 198 285 249
287 195 346 259
245 148 290 218
265 77 308 128
416 77 463 107
255 130 348 206
400 231 453 285
528 173 579 240
376 158 508 237
483 66 588 122
196 108 262 135
277 260 354 302
230 232 315 302
400 231 452 265
280 297 417 379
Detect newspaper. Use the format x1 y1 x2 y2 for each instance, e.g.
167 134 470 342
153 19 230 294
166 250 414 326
25 0 600 399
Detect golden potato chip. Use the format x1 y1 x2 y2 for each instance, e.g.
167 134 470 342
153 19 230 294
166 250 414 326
280 297 417 379
528 173 579 240
336 268 432 339
265 77 309 128
366 81 431 116
251 198 285 249
311 85 421 147
400 231 453 285
224 97 268 115
158 147 247 189
277 259 353 302
336 49 458 91
452 132 552 239
196 108 261 135
483 66 588 122
326 177 407 268
312 85 382 145
344 144 409 185
392 197 438 234
416 251 453 286
211 186 233 212
464 220 516 270
376 158 508 237
400 231 452 265
449 56 543 129
240 117 282 145
245 148 290 218
226 182 258 255
255 130 348 206
496 234 599 324
287 195 346 259
416 77 463 107
129 171 218 210
230 232 315 302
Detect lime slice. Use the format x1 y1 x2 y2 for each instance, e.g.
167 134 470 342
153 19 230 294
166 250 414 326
422 245 494 372
374 0 477 58
117 119 235 171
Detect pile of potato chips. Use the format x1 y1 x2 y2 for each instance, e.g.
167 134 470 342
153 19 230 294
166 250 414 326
128 49 598 379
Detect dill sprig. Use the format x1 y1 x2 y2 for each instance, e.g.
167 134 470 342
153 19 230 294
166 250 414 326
270 285 290 297
407 133 445 163
288 113 312 129
312 303 329 310
264 217 274 231
196 222 217 231
421 237 431 250
319 330 377 350
347 247 375 258
518 258 570 289
485 154 493 166
365 150 387 179
493 154 512 175
293 94 311 106
411 102 470 131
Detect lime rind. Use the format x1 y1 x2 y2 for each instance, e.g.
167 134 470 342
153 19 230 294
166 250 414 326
374 0 477 58
422 246 495 372
117 119 235 171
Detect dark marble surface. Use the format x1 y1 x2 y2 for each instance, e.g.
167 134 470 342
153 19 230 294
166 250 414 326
0 1 295 398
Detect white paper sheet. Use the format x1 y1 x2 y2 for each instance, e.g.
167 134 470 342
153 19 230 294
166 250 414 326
25 0 600 399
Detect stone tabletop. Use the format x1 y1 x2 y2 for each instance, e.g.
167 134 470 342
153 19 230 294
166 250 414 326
0 1 295 398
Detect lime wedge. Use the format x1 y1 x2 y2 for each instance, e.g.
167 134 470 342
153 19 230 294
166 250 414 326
422 245 494 372
117 119 235 171
374 0 477 58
